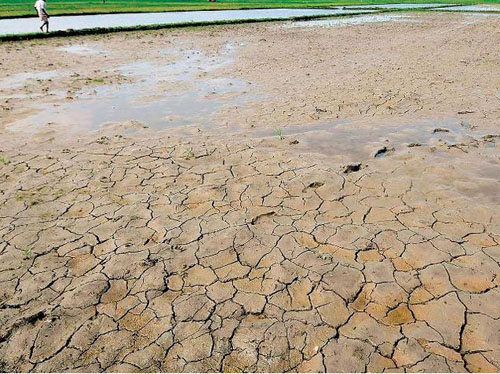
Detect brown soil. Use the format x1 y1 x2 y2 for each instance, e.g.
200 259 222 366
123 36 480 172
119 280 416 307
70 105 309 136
0 12 499 372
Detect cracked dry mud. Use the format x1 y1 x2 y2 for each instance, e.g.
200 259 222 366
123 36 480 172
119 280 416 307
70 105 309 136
0 12 500 373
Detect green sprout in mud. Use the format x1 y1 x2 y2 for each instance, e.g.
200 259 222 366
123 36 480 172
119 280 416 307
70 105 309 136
24 246 32 260
0 156 8 165
53 189 65 199
184 147 195 159
275 127 284 140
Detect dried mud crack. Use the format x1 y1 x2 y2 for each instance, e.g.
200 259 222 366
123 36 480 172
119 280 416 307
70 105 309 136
0 135 499 372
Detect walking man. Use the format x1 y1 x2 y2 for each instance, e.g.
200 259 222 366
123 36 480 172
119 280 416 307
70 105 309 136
34 0 49 32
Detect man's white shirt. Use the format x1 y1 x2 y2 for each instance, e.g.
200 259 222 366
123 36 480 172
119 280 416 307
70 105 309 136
34 0 46 15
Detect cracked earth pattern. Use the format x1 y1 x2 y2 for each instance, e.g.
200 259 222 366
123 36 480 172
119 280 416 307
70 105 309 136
0 12 499 373
0 134 499 372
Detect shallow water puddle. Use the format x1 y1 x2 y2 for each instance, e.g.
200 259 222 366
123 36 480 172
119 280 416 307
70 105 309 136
58 44 108 55
5 47 256 133
426 145 500 204
246 119 500 204
8 83 236 132
0 70 62 91
249 119 481 160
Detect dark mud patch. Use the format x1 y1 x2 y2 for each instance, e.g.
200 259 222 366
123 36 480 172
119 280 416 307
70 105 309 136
25 311 46 324
303 181 325 192
407 142 421 147
343 163 362 174
250 211 276 225
374 146 395 158
433 127 450 133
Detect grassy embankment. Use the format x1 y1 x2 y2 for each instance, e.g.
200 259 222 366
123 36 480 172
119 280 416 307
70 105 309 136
1 0 498 18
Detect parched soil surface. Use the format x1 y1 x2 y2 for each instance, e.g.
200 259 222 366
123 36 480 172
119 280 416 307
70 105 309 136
0 12 499 372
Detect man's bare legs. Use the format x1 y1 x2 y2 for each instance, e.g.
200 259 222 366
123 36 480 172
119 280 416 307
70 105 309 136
40 20 49 32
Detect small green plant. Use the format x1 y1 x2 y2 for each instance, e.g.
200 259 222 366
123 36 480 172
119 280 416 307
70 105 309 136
0 156 8 165
53 189 65 199
275 127 284 140
184 147 194 159
24 246 32 260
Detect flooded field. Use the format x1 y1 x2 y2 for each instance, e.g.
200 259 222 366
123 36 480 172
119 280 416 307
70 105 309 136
0 11 499 373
